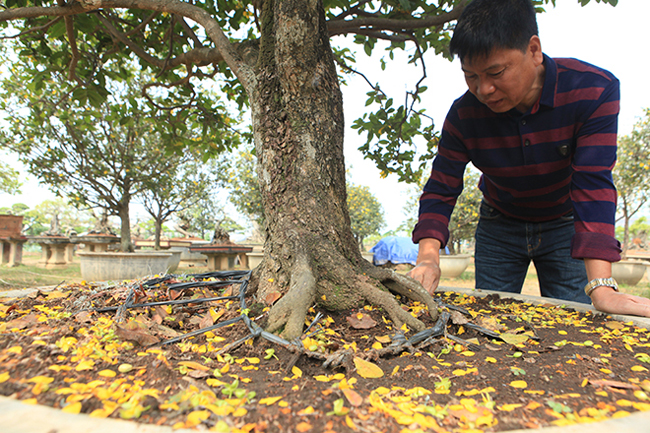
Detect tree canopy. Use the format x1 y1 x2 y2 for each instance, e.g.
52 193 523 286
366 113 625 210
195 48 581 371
0 0 617 339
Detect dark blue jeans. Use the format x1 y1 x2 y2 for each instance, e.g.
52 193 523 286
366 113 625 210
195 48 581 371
474 201 590 304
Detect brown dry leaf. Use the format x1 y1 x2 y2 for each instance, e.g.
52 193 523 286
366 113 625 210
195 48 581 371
605 321 625 330
199 313 214 329
342 388 363 407
187 369 210 379
115 322 160 346
353 357 384 378
74 310 94 324
346 313 377 329
265 291 282 305
450 310 470 325
476 316 506 332
589 379 640 390
5 313 39 330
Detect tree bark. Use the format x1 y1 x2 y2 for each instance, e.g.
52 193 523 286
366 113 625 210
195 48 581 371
248 0 438 338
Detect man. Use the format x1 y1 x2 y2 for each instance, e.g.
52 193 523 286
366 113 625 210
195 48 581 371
408 0 650 317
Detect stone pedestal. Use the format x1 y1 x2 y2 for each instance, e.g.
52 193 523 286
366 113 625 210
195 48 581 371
0 236 27 267
30 236 73 269
72 234 120 253
189 244 253 271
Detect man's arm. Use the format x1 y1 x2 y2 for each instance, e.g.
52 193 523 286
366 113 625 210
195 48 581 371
407 238 442 294
585 258 650 317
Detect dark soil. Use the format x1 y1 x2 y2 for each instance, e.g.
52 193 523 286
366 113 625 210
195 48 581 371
1 271 650 433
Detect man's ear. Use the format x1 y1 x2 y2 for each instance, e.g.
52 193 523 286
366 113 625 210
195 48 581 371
528 35 543 66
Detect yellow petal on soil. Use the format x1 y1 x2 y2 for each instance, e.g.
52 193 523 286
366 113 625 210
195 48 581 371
259 396 283 405
7 346 22 354
186 410 210 427
21 398 38 405
485 357 497 363
98 369 116 378
178 361 210 371
632 365 649 372
510 380 528 389
498 403 523 412
292 366 303 378
297 406 315 415
313 375 331 382
27 376 54 384
353 357 384 378
62 402 82 414
0 372 9 383
75 359 95 371
375 335 391 344
501 333 529 345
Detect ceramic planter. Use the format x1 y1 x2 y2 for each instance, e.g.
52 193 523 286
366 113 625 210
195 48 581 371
77 251 172 282
611 259 648 286
439 254 472 278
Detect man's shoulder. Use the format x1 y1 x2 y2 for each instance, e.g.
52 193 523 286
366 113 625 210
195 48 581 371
553 57 618 84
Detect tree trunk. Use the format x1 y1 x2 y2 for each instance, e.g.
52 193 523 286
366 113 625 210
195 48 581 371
248 0 438 339
117 200 134 253
154 217 163 251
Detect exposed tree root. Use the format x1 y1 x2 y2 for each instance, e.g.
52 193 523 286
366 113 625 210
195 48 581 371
264 252 316 338
256 243 441 340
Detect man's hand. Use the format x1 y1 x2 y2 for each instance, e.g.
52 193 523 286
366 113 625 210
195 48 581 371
590 286 650 318
407 260 442 295
407 238 442 295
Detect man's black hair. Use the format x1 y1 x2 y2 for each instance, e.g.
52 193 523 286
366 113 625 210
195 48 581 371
449 0 538 62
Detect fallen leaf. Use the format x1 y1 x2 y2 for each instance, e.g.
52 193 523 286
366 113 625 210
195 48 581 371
265 291 282 305
590 379 640 390
450 310 469 325
476 316 506 332
115 323 160 346
353 357 384 378
510 380 528 389
501 333 529 345
605 321 625 330
296 422 312 432
342 388 363 407
346 313 377 329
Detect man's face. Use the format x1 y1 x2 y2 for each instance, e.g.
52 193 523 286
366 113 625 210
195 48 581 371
461 36 544 113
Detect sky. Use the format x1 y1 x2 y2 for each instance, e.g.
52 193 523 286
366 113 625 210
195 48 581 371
2 0 650 235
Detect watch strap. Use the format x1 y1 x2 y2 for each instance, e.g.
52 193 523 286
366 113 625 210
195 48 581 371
584 278 619 297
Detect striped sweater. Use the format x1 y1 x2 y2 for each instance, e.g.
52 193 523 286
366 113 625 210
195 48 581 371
413 54 621 262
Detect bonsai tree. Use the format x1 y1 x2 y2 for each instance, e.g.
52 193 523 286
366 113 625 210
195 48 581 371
613 108 650 258
0 0 614 337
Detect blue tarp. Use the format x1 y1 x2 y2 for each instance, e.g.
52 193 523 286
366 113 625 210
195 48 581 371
369 236 451 266
370 236 419 266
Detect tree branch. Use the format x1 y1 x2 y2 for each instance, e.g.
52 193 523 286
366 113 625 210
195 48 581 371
326 1 468 37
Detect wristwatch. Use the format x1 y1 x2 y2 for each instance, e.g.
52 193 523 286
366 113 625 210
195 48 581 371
584 278 619 297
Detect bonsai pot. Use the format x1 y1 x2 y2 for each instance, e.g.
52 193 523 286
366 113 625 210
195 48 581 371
611 259 648 286
77 251 172 282
439 254 472 278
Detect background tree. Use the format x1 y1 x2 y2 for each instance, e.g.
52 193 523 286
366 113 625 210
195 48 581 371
140 154 228 249
613 108 650 257
227 149 266 230
0 67 236 252
402 168 481 254
0 161 21 195
0 0 614 338
446 170 481 254
346 182 385 251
